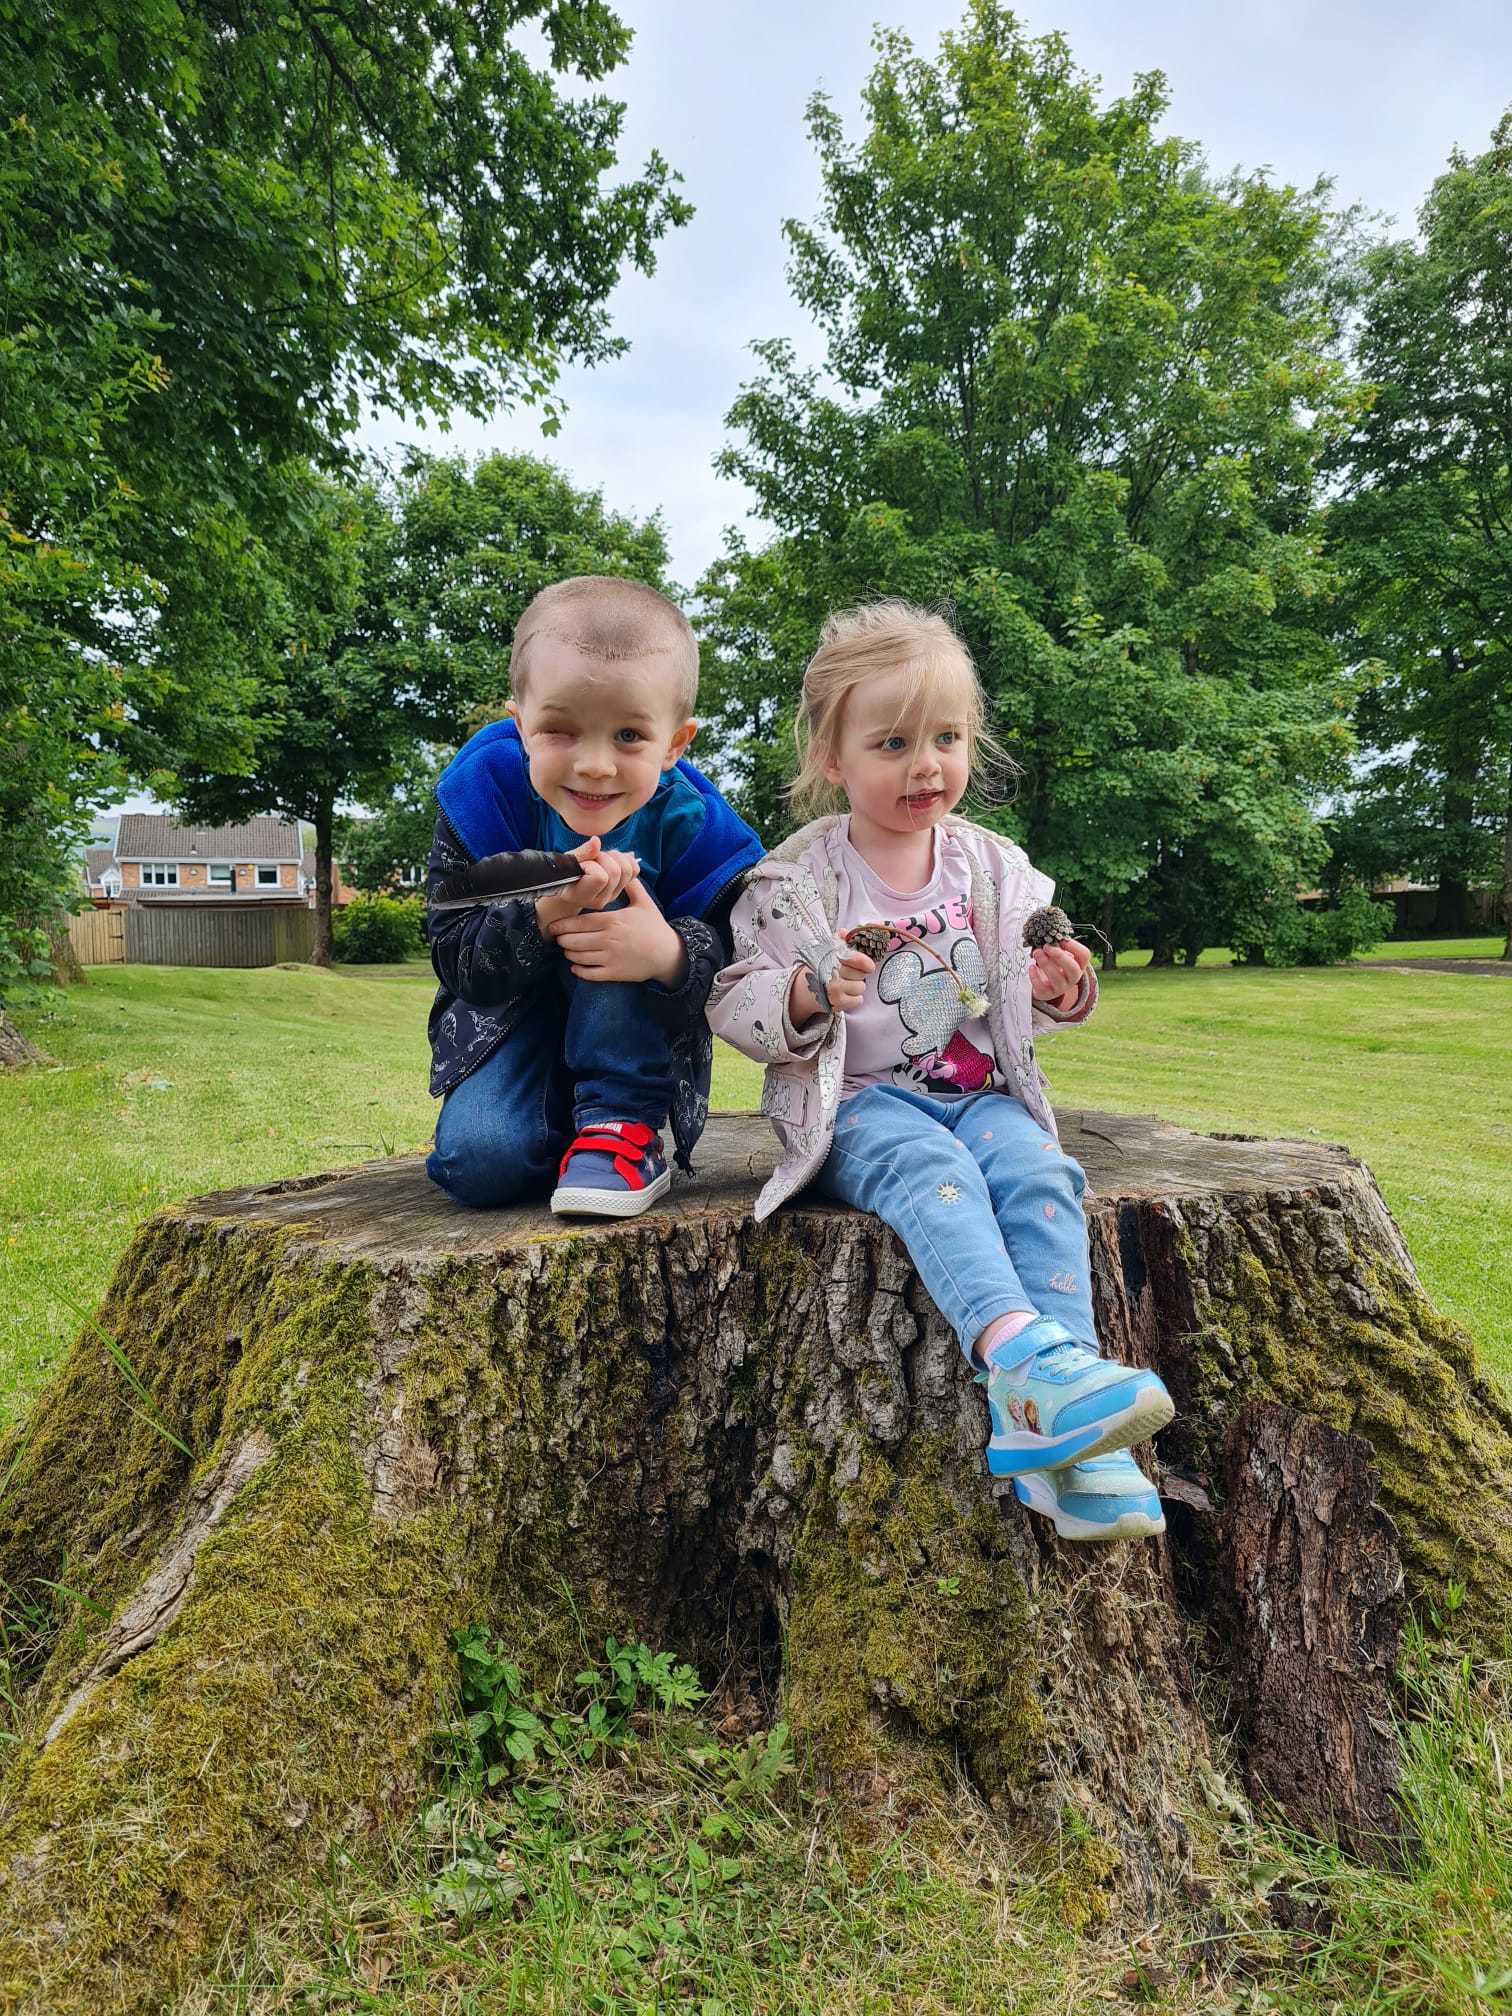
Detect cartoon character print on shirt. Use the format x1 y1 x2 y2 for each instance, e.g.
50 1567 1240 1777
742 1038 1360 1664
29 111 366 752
875 928 996 1097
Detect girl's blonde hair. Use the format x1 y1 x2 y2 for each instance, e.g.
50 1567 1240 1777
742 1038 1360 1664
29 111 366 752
790 600 1009 816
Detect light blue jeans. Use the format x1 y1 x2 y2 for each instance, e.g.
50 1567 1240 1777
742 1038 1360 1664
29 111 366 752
814 1085 1096 1364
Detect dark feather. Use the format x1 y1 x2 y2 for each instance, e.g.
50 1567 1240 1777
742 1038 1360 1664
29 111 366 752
427 848 583 913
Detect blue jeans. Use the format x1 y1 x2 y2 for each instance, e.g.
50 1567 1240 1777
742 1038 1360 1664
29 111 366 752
426 968 674 1209
814 1085 1096 1363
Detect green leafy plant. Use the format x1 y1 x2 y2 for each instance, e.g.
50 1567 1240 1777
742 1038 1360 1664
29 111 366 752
441 1625 708 1800
331 893 424 965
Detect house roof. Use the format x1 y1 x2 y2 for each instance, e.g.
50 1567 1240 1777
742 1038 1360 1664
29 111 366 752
115 814 302 863
83 846 116 886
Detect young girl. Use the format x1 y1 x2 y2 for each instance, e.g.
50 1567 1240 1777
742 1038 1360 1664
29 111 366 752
707 602 1174 1543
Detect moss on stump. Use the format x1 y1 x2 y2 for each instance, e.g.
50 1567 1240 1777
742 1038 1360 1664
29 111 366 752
0 1112 1508 2011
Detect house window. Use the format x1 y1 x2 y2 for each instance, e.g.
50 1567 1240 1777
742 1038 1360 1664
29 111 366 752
256 865 280 887
141 862 178 887
209 864 233 886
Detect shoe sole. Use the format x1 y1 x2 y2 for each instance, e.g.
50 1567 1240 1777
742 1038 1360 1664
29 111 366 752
1011 1472 1166 1543
987 1380 1175 1477
550 1168 672 1219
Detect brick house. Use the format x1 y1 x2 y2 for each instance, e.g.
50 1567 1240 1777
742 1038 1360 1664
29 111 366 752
110 815 308 902
82 846 121 902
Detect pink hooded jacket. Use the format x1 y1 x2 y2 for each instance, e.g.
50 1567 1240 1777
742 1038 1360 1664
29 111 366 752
707 814 1097 1221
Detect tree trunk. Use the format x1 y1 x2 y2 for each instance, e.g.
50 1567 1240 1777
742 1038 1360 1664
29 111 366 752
1224 1404 1407 1864
1433 712 1479 936
0 1009 47 1069
1501 744 1511 961
48 923 83 987
2 1113 1509 2011
312 797 334 966
1099 892 1117 971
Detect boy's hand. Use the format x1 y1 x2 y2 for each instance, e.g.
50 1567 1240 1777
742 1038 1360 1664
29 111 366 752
1029 937 1092 1011
790 947 873 1026
546 877 687 987
534 835 640 930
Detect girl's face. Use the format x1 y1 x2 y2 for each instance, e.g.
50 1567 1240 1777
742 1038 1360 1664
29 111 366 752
822 664 972 839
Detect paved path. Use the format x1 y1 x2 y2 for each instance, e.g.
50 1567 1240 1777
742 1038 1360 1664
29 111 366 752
1357 955 1511 977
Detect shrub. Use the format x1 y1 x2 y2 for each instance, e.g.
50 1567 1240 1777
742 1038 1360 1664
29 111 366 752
1231 882 1393 968
332 894 423 964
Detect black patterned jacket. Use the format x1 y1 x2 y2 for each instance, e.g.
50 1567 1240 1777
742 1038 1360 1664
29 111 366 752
425 807 744 1173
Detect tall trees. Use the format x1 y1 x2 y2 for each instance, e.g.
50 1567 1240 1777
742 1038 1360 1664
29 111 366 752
699 2 1363 961
1 0 689 1002
172 453 675 962
1331 117 1512 957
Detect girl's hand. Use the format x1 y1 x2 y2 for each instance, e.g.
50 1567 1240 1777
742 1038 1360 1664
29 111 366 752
546 877 685 986
827 947 874 1013
790 948 873 1025
535 836 640 929
1029 938 1092 1010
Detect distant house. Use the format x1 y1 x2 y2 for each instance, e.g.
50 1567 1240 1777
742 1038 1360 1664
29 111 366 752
108 815 308 903
82 846 121 902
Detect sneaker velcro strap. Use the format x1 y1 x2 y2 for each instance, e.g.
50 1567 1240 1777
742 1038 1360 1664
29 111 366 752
558 1123 660 1187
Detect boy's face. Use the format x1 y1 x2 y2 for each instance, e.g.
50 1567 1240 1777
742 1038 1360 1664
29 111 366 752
824 664 971 839
508 636 697 838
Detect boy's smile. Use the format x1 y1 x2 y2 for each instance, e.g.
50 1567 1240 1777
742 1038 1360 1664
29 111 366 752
508 636 697 838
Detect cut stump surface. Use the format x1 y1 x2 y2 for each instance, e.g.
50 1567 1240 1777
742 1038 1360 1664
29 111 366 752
2 1110 1510 2013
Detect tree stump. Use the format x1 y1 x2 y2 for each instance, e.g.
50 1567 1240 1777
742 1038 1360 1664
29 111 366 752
2 1110 1510 2012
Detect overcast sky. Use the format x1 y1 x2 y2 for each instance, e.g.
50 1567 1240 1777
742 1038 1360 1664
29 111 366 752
363 0 1512 589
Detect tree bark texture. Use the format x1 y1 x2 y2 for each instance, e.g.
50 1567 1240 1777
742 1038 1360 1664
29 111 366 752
1 1112 1509 2011
1224 1403 1407 1864
312 798 334 966
1501 744 1511 960
0 1010 47 1070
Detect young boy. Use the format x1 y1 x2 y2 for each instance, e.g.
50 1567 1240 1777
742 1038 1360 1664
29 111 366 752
425 575 764 1217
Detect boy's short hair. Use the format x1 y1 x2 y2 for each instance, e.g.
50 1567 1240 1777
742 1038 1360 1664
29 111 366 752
509 577 699 719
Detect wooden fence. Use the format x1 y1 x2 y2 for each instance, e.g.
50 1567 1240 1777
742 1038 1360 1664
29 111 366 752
66 908 126 965
68 904 313 968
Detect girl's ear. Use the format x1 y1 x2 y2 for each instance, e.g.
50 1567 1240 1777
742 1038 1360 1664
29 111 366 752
821 747 845 786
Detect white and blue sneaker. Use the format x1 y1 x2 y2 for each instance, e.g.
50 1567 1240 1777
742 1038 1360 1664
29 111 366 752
1013 1452 1166 1542
979 1316 1174 1478
550 1122 671 1219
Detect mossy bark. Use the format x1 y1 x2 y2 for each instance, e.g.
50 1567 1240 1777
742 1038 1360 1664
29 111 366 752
0 1112 1508 2011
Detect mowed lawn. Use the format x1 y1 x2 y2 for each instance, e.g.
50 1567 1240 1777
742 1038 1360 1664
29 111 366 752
2 939 1508 1424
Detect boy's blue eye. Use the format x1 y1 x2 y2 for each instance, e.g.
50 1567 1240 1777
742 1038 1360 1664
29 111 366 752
614 728 645 745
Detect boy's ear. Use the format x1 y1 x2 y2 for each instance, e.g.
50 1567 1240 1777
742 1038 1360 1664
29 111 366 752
504 700 521 726
663 718 698 769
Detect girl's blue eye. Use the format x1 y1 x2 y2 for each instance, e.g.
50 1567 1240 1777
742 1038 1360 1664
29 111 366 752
938 730 958 746
882 736 908 753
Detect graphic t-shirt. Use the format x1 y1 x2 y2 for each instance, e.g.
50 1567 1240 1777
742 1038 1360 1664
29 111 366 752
831 823 999 1099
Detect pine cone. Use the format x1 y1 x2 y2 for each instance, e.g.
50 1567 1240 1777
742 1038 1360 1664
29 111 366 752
1022 904 1075 949
844 922 894 961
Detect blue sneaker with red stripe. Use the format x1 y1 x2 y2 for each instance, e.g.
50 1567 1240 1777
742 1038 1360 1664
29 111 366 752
550 1121 672 1219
